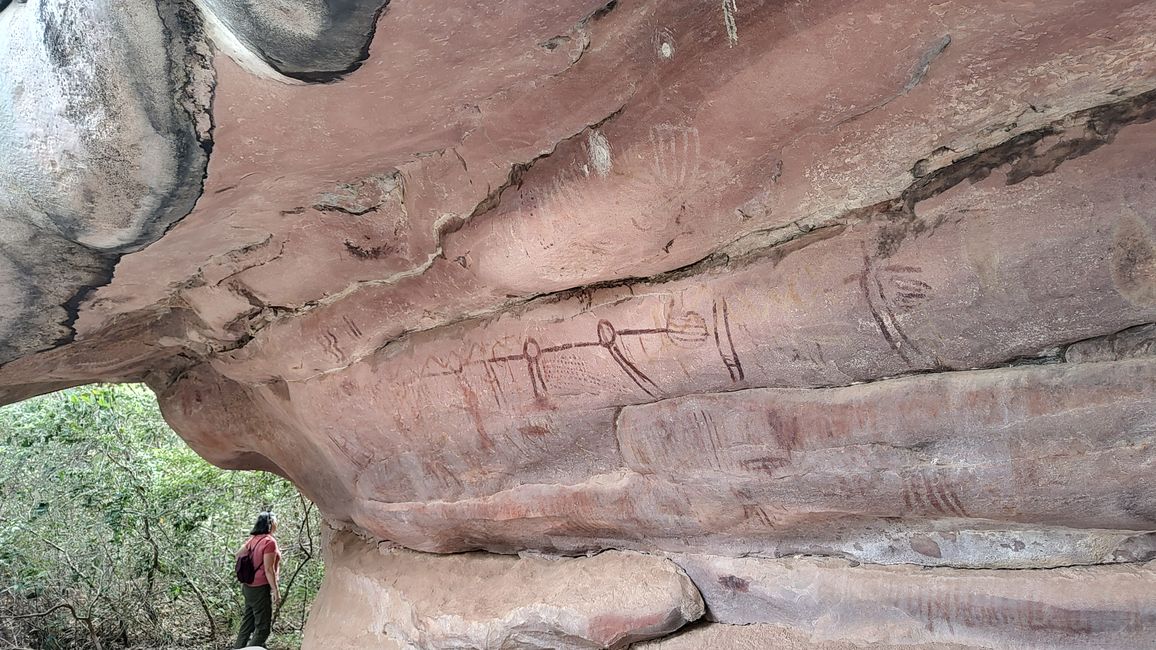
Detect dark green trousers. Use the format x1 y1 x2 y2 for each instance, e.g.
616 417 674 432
234 584 272 648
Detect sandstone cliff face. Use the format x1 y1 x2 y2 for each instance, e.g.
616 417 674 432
3 0 1156 647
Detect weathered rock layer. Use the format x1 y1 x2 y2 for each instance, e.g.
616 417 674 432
677 554 1156 648
3 0 1156 647
307 530 703 649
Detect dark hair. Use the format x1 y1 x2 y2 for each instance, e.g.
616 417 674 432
250 512 276 535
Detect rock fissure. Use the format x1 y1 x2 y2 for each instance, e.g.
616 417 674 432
195 102 638 371
468 103 629 222
835 33 953 126
212 87 1156 384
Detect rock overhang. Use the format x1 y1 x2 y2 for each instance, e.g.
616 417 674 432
2 1 1156 647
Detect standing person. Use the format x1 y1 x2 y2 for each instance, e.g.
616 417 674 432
234 512 281 649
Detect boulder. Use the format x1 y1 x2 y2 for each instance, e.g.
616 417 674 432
302 530 703 649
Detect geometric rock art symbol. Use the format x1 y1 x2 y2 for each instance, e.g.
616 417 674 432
650 124 701 186
425 299 743 400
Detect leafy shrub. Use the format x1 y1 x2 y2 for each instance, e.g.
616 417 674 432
0 384 322 649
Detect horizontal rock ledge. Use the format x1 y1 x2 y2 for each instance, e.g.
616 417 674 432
633 623 972 650
303 529 704 649
673 554 1156 649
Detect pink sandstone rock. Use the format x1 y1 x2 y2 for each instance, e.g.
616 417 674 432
302 529 703 649
156 116 1156 563
3 0 1156 646
673 554 1156 648
632 623 972 650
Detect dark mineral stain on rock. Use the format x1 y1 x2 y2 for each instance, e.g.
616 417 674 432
197 0 392 82
910 535 943 558
0 0 215 364
717 575 750 592
1112 213 1156 307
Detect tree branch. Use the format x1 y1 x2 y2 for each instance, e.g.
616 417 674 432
0 603 103 650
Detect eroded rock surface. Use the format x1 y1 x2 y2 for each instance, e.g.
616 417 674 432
192 0 387 81
675 554 1156 648
0 0 212 363
157 113 1156 563
303 530 703 649
632 623 972 650
2 0 1156 647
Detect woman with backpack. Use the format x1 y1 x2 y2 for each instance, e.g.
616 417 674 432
234 512 281 649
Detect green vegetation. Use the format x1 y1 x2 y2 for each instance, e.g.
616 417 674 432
0 384 322 649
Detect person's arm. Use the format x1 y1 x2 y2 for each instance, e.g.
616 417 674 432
264 542 281 606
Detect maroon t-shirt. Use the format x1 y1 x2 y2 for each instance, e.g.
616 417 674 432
241 534 280 587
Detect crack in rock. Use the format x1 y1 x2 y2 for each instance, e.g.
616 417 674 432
211 87 1156 380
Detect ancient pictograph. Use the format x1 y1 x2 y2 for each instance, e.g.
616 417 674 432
321 329 346 362
423 298 744 401
721 0 739 46
649 124 701 186
733 486 783 528
900 468 971 518
712 298 744 382
850 248 936 366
